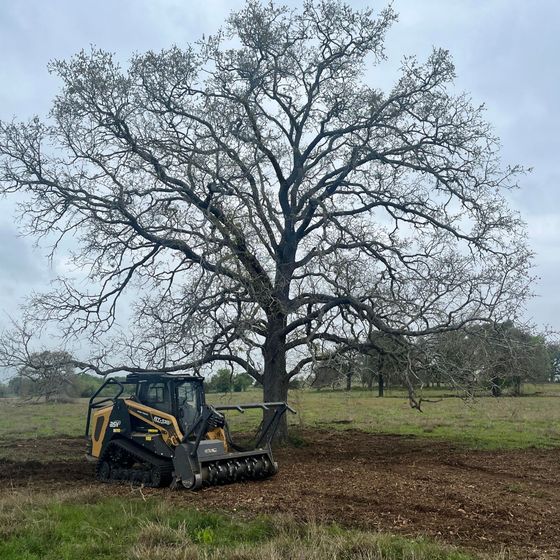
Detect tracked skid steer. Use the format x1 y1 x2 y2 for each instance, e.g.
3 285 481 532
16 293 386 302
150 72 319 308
85 373 294 489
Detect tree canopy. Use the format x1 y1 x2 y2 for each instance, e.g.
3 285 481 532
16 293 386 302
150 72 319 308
0 1 531 436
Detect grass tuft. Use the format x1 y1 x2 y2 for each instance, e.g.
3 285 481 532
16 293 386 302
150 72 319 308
0 489 477 560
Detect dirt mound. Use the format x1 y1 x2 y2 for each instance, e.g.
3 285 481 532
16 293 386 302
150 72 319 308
1 431 559 558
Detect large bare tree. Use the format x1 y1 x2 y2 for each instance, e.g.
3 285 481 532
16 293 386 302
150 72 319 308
0 1 531 438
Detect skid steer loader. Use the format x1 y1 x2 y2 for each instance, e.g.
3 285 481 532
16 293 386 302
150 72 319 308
85 372 294 489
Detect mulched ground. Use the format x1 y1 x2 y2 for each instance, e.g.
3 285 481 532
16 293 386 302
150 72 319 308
1 430 559 559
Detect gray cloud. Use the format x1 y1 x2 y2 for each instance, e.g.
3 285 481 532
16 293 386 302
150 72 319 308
0 225 43 282
0 0 558 329
0 222 46 321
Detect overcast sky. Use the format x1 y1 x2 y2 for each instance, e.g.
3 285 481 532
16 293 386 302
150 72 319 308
0 0 559 332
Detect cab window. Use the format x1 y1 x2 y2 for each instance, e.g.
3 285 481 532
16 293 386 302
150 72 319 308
146 383 165 403
178 382 196 404
138 381 171 413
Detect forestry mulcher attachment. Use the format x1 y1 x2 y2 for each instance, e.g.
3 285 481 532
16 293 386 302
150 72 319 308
85 373 294 489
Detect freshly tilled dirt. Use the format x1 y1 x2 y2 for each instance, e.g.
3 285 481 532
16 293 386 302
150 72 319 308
1 431 559 559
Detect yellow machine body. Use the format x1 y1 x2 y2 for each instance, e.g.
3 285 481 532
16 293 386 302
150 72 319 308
85 373 290 489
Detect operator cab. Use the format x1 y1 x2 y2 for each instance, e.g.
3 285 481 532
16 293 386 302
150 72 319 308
131 373 205 432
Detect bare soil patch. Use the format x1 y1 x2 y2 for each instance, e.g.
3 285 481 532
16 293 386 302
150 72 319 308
0 431 558 558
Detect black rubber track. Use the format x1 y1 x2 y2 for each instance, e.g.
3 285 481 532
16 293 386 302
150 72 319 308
96 439 173 488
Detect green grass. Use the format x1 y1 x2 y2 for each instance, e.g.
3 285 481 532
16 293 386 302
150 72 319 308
2 384 560 450
0 398 85 439
211 385 560 450
0 488 476 560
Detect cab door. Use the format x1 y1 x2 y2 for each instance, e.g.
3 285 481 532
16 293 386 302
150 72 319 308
174 380 202 431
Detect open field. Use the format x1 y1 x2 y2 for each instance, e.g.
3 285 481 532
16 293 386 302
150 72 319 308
1 387 560 558
2 385 560 453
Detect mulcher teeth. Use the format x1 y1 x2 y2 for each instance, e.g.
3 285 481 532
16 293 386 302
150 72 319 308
203 455 275 486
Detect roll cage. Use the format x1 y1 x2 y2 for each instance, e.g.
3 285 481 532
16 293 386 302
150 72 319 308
85 373 205 436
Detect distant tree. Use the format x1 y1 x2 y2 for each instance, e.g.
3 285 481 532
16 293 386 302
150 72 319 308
206 368 234 393
16 350 75 402
483 323 550 396
361 333 408 396
547 343 560 382
8 375 32 398
426 322 550 396
206 368 253 393
288 377 303 390
309 365 341 390
233 372 254 392
423 330 483 394
7 376 21 396
309 349 357 390
70 373 105 397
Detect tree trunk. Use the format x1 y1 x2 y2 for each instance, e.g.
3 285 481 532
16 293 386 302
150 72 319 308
512 375 522 396
491 377 502 397
262 315 289 443
346 371 352 391
378 373 384 397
